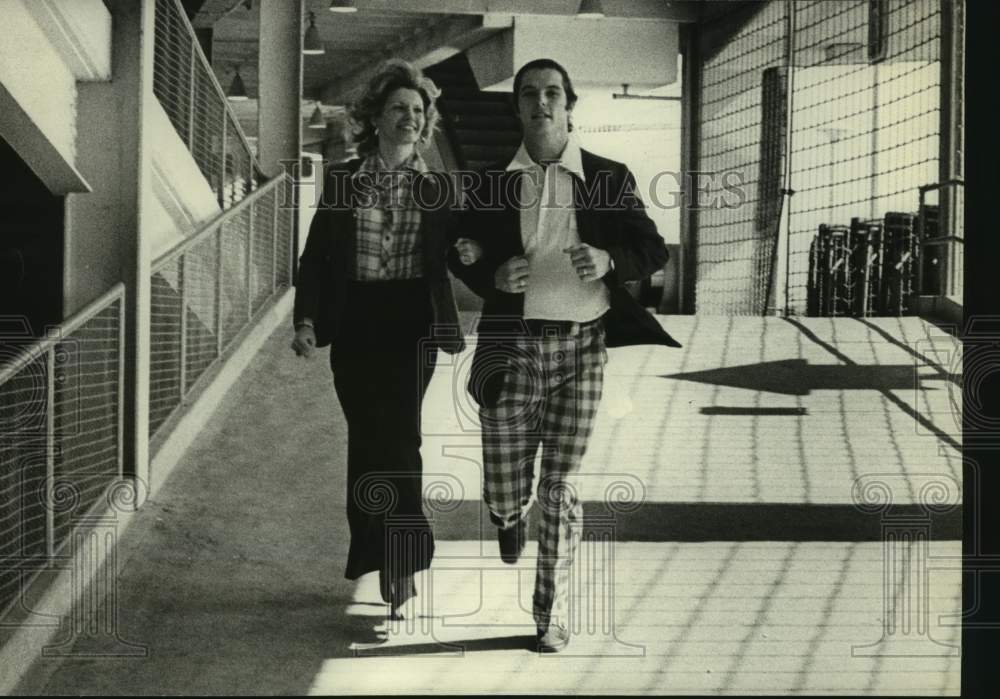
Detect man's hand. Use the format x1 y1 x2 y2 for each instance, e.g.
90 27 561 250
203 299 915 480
291 324 317 358
454 238 483 266
564 244 612 282
495 255 530 293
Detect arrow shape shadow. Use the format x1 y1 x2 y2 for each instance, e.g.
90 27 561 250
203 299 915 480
660 359 944 396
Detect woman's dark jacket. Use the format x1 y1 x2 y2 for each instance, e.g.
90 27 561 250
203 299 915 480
293 158 466 354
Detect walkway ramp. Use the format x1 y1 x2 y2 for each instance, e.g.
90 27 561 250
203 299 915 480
16 315 962 696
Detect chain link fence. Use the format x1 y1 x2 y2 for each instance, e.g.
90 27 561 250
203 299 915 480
0 288 125 618
693 0 958 316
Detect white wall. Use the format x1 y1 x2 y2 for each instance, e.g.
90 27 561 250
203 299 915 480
145 103 223 260
22 0 112 81
68 88 222 314
469 16 678 91
573 82 682 245
0 0 79 185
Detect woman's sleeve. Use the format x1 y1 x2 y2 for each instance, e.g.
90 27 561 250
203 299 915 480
292 206 328 328
445 207 497 302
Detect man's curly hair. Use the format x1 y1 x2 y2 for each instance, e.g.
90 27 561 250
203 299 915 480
346 59 441 158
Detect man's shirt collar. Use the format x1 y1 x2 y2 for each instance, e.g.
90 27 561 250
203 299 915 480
505 133 585 183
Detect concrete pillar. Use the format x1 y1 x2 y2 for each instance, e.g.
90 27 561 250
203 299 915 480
939 0 964 299
257 0 302 178
103 0 154 489
678 23 699 315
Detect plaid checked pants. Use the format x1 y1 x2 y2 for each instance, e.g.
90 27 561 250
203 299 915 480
479 318 606 634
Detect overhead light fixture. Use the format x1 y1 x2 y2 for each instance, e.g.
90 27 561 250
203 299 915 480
329 0 357 12
227 65 248 101
576 0 605 19
303 11 324 55
308 102 326 129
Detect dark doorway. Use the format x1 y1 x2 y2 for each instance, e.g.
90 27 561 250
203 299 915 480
0 135 65 340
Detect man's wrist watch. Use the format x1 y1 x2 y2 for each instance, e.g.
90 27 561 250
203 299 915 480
295 319 314 331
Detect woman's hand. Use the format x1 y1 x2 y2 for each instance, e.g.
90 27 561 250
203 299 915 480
454 238 483 266
494 255 530 293
291 323 317 358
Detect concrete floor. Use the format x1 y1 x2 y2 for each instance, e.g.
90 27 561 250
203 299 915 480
14 313 962 695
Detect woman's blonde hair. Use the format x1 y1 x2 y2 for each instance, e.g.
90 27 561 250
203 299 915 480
346 59 441 157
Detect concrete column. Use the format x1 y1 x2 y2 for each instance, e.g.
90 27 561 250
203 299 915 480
939 0 964 299
678 23 699 315
257 0 302 178
107 0 154 489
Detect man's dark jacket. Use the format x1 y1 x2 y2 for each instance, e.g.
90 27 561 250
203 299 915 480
446 148 681 407
293 158 466 354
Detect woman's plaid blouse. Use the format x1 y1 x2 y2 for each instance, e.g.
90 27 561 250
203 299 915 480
351 151 426 281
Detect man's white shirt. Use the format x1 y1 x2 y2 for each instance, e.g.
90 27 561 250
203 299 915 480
505 133 611 322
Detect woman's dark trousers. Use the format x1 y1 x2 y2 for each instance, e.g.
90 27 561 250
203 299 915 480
330 279 437 604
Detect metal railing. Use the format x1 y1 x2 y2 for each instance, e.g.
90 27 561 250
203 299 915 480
149 175 295 442
152 0 262 209
917 179 964 298
0 285 126 618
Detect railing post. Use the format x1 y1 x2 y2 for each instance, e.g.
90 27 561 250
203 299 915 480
178 254 188 399
219 109 228 208
117 293 127 481
916 193 925 295
246 204 254 320
215 227 225 354
271 185 279 293
288 181 296 285
45 347 56 560
780 0 797 316
187 40 196 149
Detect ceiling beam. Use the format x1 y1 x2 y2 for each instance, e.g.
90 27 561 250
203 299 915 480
213 38 419 55
318 14 510 104
346 0 700 22
194 0 701 30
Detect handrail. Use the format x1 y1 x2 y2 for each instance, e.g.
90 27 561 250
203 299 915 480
918 179 965 194
922 235 965 245
0 283 126 387
152 173 289 270
147 159 294 441
165 0 262 176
